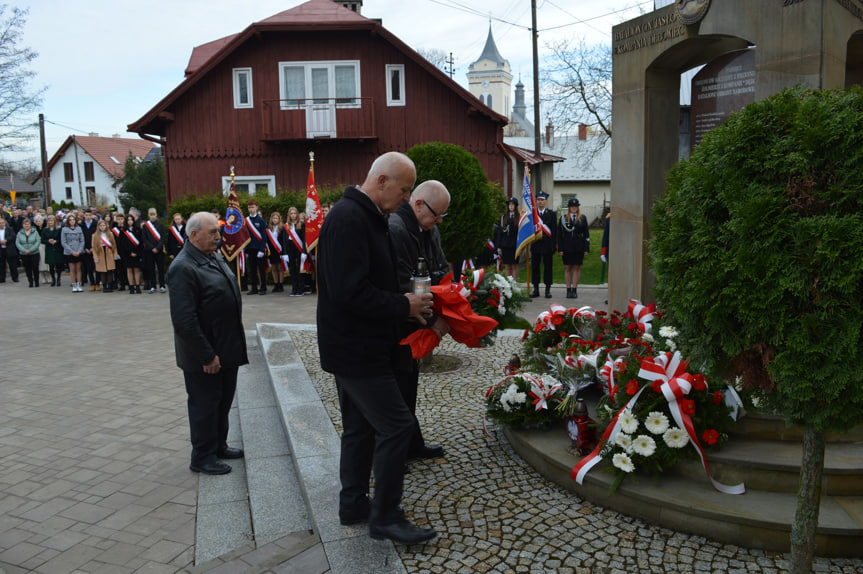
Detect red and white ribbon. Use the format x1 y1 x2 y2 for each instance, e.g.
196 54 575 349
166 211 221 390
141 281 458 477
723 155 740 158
123 230 139 246
462 259 475 272
267 228 283 255
638 352 745 495
628 299 655 333
599 354 627 404
528 375 563 411
100 234 113 249
287 225 304 252
280 255 289 272
535 303 567 332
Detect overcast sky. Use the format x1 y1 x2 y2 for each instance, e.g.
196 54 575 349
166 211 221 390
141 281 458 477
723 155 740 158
11 0 654 168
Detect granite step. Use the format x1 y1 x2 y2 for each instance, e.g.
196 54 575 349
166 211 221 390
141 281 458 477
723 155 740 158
503 423 863 558
193 330 312 566
672 438 863 495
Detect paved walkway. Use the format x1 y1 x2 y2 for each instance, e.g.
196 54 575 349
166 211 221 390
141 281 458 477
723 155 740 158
1 276 860 573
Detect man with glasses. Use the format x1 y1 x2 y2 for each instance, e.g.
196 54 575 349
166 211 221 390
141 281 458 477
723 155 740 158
389 180 452 461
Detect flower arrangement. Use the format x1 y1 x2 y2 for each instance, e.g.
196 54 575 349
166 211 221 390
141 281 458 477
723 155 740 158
461 270 531 334
517 300 745 494
485 372 566 428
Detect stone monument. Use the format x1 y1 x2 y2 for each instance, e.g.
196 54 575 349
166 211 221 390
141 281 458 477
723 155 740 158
608 0 863 310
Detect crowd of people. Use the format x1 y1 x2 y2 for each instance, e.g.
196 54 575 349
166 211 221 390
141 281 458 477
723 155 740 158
0 202 333 295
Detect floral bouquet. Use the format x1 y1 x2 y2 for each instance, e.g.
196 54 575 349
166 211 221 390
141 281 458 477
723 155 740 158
485 372 566 428
516 300 745 494
460 270 531 335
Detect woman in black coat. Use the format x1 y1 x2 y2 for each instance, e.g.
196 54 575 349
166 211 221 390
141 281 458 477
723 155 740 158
557 198 590 299
495 197 519 279
118 214 143 294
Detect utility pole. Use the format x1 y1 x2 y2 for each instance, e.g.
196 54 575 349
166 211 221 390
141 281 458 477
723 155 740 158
445 52 455 78
38 114 50 207
531 0 542 195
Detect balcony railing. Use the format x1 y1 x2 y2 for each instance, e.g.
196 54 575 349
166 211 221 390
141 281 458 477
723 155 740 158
261 97 377 141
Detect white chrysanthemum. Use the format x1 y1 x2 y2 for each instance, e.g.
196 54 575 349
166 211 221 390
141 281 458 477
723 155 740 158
663 427 689 449
644 411 669 435
612 452 635 473
734 375 745 391
492 274 513 300
615 433 633 453
500 383 526 412
632 435 657 457
666 339 677 352
618 409 639 434
659 326 678 338
498 303 506 315
641 332 654 343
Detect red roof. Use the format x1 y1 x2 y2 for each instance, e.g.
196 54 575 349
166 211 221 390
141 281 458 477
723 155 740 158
129 0 507 136
46 136 158 181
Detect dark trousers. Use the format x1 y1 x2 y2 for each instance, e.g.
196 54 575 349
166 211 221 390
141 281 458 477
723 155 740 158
531 251 554 287
288 257 302 294
21 253 40 285
143 250 165 288
183 366 238 465
115 258 127 288
82 252 96 284
394 345 425 453
0 249 18 282
335 373 413 526
246 252 267 290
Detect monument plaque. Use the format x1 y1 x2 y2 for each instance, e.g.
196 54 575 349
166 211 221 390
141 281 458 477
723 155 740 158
690 49 756 151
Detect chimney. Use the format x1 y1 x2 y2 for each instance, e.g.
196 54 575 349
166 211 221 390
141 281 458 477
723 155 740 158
112 133 122 139
578 124 587 140
545 121 554 146
88 132 99 137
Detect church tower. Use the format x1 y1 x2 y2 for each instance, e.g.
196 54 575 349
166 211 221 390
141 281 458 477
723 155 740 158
467 25 512 119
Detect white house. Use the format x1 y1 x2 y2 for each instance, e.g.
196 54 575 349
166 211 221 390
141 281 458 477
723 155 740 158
42 135 158 207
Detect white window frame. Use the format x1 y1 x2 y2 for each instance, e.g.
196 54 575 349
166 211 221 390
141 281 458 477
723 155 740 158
222 175 276 197
278 60 361 110
233 68 253 109
386 64 405 106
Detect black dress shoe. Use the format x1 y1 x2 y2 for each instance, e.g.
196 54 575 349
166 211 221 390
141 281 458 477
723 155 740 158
370 520 437 544
190 460 232 475
408 444 444 460
529 287 539 298
339 501 371 526
217 447 244 459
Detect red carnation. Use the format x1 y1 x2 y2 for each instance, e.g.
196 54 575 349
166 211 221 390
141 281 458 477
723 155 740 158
551 314 564 326
625 379 640 395
651 380 663 393
487 298 498 308
627 322 638 332
702 429 719 445
713 391 724 405
610 316 621 327
598 318 609 327
490 288 500 300
691 374 708 392
681 398 696 415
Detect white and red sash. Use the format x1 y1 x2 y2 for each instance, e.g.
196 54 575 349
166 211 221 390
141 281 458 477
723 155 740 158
245 216 262 241
170 225 184 245
144 220 161 242
266 228 283 254
111 227 120 238
100 234 113 249
286 225 304 252
124 230 140 246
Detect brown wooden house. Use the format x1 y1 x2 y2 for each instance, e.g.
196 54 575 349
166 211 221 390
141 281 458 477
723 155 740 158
127 0 510 202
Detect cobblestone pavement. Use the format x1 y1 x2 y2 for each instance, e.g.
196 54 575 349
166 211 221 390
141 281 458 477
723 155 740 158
1 275 861 573
290 333 863 574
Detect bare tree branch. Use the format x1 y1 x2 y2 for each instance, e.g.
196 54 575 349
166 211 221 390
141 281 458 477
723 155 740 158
0 5 45 153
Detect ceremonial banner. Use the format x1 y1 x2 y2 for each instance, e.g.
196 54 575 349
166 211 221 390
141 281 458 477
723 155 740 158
304 152 322 251
221 167 250 261
514 165 540 259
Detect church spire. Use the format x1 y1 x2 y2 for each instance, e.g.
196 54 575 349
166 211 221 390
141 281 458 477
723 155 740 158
474 24 506 67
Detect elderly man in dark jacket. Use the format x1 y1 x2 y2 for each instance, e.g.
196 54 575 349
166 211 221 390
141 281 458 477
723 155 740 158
166 212 248 475
388 180 451 459
317 151 437 545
